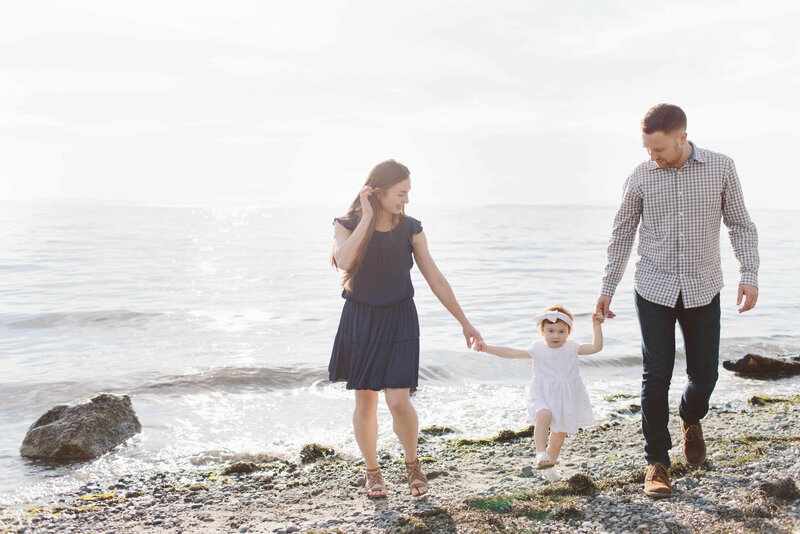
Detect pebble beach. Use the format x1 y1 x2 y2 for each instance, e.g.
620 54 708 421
2 395 799 534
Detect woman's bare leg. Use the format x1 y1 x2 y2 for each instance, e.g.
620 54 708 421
384 388 419 462
385 388 428 496
353 390 380 469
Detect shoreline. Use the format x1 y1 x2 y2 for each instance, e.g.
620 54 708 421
1 396 799 534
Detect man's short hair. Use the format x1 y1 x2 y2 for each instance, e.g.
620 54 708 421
641 104 687 134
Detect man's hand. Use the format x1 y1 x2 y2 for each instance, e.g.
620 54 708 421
737 284 758 313
596 295 616 319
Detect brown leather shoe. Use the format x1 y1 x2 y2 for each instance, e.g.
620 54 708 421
644 462 672 497
681 420 706 466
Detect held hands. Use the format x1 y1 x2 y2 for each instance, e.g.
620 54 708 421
595 295 616 320
592 311 605 325
462 323 482 349
473 339 487 352
737 284 758 313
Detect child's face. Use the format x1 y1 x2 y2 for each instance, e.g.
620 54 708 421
540 321 570 348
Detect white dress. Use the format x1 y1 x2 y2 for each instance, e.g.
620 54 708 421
527 339 595 434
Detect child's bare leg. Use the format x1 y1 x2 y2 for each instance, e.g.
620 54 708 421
534 410 552 452
546 431 567 463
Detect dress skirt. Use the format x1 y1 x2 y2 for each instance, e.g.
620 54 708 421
329 297 420 390
527 376 595 434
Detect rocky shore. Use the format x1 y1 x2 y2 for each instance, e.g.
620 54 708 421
1 395 799 534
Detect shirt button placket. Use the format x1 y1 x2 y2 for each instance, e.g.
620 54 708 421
676 171 685 277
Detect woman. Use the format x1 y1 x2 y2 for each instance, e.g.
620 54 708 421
330 159 481 498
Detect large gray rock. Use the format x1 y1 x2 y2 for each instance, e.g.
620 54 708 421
722 353 800 378
20 393 142 460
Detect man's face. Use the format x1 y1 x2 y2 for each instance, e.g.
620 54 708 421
642 130 688 169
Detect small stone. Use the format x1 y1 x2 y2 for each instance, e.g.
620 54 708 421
520 466 534 477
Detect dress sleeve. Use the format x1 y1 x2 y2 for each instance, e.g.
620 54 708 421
569 340 581 356
406 216 423 246
408 216 423 235
527 344 537 360
333 217 356 231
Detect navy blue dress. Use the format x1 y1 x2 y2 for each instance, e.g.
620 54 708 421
329 215 423 390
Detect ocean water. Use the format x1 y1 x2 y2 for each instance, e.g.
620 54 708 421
1 201 798 504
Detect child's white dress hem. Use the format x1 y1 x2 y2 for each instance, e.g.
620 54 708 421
527 339 595 434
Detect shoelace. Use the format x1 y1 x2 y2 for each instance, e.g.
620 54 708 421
684 424 703 441
646 464 669 481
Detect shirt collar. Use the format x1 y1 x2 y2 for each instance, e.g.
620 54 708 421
685 141 696 165
689 142 705 164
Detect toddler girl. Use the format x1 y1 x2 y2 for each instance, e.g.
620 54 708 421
475 304 603 480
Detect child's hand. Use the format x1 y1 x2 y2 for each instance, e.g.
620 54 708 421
592 311 605 325
474 340 487 352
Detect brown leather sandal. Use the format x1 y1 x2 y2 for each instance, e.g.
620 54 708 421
404 458 429 497
365 467 387 498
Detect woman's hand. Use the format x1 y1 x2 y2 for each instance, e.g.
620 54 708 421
359 185 375 220
462 323 482 349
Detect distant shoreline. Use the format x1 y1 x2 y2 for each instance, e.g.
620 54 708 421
4 200 799 213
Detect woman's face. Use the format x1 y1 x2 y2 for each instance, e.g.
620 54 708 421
377 178 410 215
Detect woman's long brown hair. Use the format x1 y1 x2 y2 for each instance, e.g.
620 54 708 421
331 159 410 291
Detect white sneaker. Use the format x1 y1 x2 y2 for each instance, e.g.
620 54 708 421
541 468 561 483
535 451 554 470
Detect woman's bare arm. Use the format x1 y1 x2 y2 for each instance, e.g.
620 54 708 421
413 231 481 347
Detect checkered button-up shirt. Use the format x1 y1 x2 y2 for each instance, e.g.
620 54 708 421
601 143 759 309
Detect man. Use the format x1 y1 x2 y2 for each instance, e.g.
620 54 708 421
596 104 759 497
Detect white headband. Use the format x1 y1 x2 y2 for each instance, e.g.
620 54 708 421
532 311 573 327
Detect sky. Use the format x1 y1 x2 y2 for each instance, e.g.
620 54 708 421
1 0 799 209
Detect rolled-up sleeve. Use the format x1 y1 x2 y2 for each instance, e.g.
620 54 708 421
601 174 642 297
721 160 759 288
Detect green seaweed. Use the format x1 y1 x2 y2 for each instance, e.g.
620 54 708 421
711 434 800 467
300 443 335 464
598 468 646 490
79 492 116 502
420 425 455 436
221 461 260 475
468 493 524 512
539 474 597 497
394 508 454 533
450 437 494 448
449 425 535 449
604 393 637 402
748 395 800 406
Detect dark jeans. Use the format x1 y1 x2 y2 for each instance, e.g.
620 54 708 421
635 291 720 467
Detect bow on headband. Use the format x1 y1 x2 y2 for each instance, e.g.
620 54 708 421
532 310 573 327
